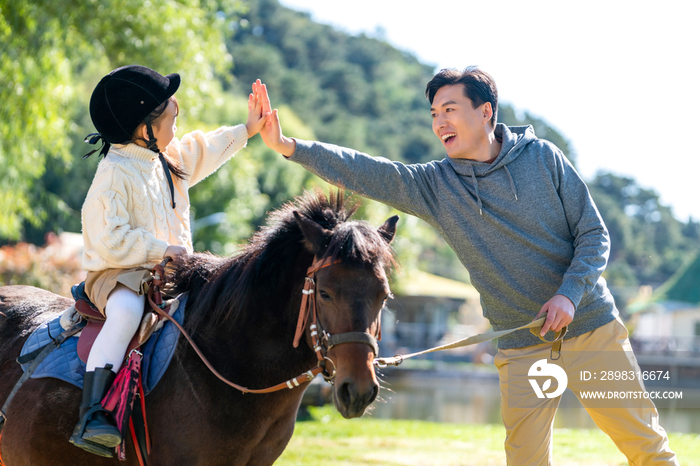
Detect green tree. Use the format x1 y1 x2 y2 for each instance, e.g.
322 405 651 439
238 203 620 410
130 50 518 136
588 172 699 287
0 0 240 241
226 0 443 164
5 0 697 300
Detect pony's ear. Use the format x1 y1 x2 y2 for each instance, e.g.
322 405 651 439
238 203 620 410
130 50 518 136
294 211 331 256
378 215 399 244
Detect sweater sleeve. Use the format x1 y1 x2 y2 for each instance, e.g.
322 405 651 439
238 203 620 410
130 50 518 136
288 139 438 219
553 150 610 308
81 169 168 269
168 124 249 187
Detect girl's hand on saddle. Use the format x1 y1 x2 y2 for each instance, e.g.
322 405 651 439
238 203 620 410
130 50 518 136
258 80 296 157
164 245 187 259
245 79 271 139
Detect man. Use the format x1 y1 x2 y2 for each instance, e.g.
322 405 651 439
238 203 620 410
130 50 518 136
257 68 678 465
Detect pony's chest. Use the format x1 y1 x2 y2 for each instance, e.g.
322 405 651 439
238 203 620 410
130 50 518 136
199 393 301 465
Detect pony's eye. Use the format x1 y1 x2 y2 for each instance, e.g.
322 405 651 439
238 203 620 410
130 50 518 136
319 290 332 300
383 292 394 303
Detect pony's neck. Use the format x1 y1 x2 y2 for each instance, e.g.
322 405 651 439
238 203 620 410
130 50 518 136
193 247 319 385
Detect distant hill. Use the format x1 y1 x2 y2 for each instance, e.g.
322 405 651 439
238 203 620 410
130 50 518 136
227 0 574 164
222 0 700 293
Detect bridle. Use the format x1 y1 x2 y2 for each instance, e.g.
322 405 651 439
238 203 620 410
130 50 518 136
292 256 380 384
147 256 380 393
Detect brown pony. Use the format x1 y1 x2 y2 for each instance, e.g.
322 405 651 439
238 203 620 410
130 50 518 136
0 190 398 465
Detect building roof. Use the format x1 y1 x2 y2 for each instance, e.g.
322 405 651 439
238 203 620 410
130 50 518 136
627 252 700 314
654 252 700 304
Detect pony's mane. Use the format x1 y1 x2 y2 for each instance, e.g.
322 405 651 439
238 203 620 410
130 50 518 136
167 190 395 332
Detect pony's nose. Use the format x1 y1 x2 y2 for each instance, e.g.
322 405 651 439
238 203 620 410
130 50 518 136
336 378 379 418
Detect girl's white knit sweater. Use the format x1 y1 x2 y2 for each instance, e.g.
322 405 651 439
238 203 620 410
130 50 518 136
81 124 248 271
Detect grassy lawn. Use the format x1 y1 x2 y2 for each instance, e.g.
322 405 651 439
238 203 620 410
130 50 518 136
276 406 700 466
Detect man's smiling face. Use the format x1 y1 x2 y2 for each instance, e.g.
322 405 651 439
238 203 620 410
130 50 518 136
430 84 492 160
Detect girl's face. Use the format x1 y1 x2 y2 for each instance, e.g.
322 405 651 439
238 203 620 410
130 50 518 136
152 100 178 151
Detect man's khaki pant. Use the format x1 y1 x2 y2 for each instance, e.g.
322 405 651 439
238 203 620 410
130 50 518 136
495 317 679 465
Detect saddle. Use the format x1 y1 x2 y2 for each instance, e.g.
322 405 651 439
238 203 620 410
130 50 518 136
69 282 172 363
67 280 178 465
7 262 179 466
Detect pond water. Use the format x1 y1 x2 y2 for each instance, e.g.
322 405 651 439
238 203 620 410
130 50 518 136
369 366 700 434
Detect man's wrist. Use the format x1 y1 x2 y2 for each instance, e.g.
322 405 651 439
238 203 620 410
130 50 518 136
279 136 296 158
555 294 575 309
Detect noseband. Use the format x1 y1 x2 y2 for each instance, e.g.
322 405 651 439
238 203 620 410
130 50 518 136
292 256 380 383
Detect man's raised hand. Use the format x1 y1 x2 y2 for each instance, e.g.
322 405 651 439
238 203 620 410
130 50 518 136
258 82 296 157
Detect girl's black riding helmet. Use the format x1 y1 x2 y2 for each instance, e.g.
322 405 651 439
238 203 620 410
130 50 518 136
85 65 180 158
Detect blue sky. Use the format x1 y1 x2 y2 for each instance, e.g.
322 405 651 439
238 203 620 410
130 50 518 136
279 0 700 222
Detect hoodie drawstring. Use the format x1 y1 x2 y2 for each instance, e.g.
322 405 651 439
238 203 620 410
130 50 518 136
469 165 519 216
470 170 483 216
503 166 519 201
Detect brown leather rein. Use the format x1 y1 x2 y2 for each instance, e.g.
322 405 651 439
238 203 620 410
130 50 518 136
146 257 380 394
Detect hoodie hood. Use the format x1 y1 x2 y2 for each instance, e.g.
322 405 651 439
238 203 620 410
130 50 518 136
446 124 537 214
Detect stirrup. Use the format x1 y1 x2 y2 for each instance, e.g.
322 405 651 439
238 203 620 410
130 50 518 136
80 405 121 446
69 435 115 458
70 407 116 458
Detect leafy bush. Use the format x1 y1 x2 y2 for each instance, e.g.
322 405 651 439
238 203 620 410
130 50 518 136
0 233 85 297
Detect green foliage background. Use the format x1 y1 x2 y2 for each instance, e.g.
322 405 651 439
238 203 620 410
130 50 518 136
1 0 699 302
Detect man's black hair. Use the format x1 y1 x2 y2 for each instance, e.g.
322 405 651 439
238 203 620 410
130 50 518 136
425 66 498 127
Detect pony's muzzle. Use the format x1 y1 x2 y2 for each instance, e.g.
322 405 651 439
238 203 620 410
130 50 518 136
329 342 380 419
335 376 379 419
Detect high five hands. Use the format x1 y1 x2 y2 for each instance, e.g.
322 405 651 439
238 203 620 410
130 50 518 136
245 80 271 139
249 79 296 156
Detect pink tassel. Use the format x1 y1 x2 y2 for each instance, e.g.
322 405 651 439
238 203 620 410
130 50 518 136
102 351 142 461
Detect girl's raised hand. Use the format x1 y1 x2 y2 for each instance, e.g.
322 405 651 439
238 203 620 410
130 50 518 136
245 79 271 138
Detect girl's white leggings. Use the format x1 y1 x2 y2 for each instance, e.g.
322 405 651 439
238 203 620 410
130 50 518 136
86 284 145 373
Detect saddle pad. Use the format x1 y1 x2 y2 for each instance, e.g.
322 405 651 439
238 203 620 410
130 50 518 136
19 294 187 395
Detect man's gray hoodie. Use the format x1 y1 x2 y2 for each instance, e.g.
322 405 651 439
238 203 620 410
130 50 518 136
288 124 618 348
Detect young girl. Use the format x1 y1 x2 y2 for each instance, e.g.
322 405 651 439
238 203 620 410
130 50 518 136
70 65 269 456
